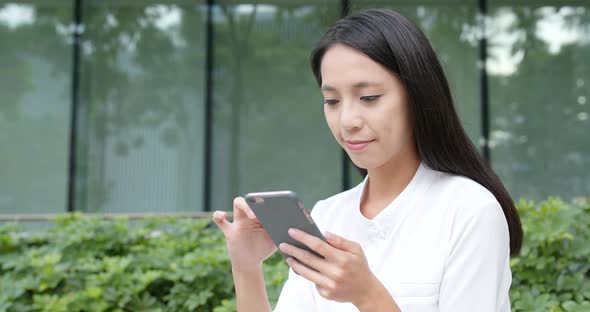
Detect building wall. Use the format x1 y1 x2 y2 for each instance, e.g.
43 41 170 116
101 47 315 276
0 0 588 215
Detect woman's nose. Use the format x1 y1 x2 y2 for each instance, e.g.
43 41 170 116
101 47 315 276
340 102 364 130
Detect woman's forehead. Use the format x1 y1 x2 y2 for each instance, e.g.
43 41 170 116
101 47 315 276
320 46 397 90
321 44 377 69
321 81 384 92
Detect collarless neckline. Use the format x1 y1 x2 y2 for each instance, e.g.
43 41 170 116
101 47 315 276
354 162 428 230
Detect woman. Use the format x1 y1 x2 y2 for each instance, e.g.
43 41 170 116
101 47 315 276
212 8 523 312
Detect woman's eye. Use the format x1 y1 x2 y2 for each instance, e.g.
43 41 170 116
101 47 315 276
323 99 339 105
360 95 381 103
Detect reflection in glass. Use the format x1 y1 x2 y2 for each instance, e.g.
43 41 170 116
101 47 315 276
212 1 342 214
488 4 590 200
0 2 72 214
2 1 586 216
78 2 207 212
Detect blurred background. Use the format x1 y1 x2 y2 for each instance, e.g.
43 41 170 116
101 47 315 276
1 0 588 217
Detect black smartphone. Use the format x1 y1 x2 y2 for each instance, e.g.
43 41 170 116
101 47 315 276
244 191 326 262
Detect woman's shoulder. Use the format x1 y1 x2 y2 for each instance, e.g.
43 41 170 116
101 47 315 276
431 169 510 261
309 182 363 219
429 167 505 227
432 169 497 203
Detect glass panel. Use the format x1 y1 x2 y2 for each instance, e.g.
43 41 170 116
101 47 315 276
350 0 482 148
78 1 207 213
212 1 342 213
488 3 590 200
0 2 72 214
348 157 364 187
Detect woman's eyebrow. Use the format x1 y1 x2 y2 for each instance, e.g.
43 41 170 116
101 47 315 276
321 81 381 92
352 81 381 89
320 85 337 92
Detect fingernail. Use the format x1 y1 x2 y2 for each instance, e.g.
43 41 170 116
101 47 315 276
324 231 333 240
288 228 297 236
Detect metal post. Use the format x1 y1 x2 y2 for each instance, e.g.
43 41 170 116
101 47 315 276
67 0 83 212
340 0 351 191
341 0 350 17
203 0 215 211
478 0 491 163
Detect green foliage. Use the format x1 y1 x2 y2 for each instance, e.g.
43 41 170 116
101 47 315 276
1 198 588 311
510 198 590 311
0 213 287 312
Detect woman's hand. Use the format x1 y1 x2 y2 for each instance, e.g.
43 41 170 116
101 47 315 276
212 197 276 273
279 229 399 311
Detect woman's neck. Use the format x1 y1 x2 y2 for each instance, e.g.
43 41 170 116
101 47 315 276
360 151 421 219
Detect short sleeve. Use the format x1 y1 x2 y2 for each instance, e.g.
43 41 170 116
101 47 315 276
273 200 326 312
438 200 512 312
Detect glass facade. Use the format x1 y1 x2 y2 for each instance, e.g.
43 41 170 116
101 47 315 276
76 1 207 213
488 2 590 200
0 2 72 214
210 2 342 212
1 0 588 215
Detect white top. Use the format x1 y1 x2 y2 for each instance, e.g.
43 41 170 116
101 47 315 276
273 163 512 312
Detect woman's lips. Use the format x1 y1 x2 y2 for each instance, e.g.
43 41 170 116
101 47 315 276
344 140 374 151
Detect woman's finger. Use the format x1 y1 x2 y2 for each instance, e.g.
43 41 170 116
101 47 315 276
288 228 339 259
324 231 363 255
233 197 257 219
280 242 349 281
286 257 334 290
279 243 328 273
212 210 231 234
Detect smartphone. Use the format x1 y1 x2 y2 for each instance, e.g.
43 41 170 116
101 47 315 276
244 191 326 262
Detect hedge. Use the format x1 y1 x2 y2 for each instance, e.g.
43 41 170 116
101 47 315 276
0 198 588 311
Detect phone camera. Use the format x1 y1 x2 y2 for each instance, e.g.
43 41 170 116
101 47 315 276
246 197 264 204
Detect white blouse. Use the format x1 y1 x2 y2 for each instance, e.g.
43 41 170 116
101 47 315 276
273 162 512 312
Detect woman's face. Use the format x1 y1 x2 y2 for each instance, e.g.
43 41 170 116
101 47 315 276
320 44 415 170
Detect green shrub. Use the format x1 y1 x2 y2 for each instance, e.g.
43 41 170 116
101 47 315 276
0 198 588 312
510 198 590 311
0 214 287 312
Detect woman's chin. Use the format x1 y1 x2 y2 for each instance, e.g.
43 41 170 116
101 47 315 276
348 157 374 171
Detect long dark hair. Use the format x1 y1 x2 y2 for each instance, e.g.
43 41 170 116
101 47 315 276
310 9 523 256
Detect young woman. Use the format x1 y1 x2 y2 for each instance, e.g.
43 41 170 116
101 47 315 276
212 8 523 312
